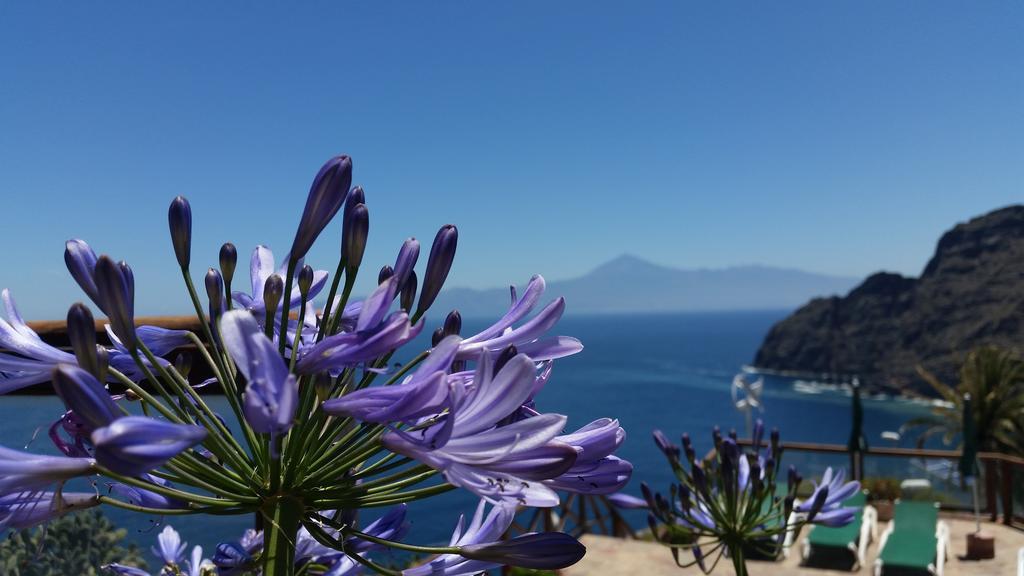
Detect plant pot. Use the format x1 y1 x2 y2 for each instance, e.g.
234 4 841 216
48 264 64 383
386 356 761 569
967 531 995 560
874 500 894 522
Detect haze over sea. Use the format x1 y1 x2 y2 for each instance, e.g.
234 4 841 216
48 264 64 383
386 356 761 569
0 310 936 552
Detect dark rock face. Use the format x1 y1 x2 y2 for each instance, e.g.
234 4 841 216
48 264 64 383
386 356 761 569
754 205 1024 392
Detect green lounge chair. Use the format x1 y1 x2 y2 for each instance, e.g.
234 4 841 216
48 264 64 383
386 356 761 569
800 491 877 570
873 501 949 576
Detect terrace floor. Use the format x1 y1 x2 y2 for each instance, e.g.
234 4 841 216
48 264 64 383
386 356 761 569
565 513 1024 575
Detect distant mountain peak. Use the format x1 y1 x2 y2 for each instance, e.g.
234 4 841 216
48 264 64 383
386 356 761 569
587 254 668 277
431 254 858 317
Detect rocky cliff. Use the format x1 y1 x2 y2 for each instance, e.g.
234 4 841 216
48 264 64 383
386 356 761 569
754 205 1024 392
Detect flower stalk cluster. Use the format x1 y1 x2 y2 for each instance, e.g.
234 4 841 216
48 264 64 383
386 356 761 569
643 421 858 576
0 155 629 575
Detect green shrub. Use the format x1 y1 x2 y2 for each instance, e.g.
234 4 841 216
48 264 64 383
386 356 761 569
0 511 146 576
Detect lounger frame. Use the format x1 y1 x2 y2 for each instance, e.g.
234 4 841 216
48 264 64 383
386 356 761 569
872 514 949 576
800 505 878 571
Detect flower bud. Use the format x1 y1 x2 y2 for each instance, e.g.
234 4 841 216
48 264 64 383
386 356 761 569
174 353 192 379
431 327 445 347
378 265 394 285
678 483 692 511
298 264 314 298
805 485 829 522
459 533 585 570
493 345 518 374
64 239 100 306
342 203 369 273
263 274 284 323
67 303 100 378
168 196 192 269
205 268 224 317
647 513 660 541
652 429 679 461
692 462 709 498
220 243 237 287
443 310 462 337
640 481 656 510
345 185 365 213
417 224 457 314
52 365 120 431
400 270 417 313
752 419 764 449
291 155 352 260
94 256 136 351
92 416 206 476
392 238 420 289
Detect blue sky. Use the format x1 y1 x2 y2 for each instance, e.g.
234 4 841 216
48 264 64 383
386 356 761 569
1 2 1022 319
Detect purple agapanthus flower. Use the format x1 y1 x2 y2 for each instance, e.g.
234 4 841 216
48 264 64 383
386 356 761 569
403 500 516 576
0 289 76 393
92 416 206 476
153 524 187 566
93 256 137 351
0 491 99 530
0 445 95 495
52 364 122 431
104 523 213 576
105 325 191 382
542 418 632 495
383 351 577 507
107 473 183 510
296 505 409 573
297 278 424 374
231 246 328 317
455 275 582 362
0 287 190 393
321 335 460 423
459 532 586 570
795 467 860 526
212 541 255 575
102 564 151 576
220 310 297 437
291 155 353 261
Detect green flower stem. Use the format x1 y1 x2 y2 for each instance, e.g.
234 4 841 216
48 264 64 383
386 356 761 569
161 457 256 494
172 449 251 487
181 268 267 468
137 342 254 475
314 257 346 343
729 544 748 576
349 454 410 480
107 368 182 424
324 274 357 337
277 258 298 355
262 494 303 576
301 521 402 576
181 270 234 389
127 350 193 423
318 483 455 508
381 351 428 386
300 422 375 482
314 464 433 498
310 431 385 484
288 297 307 373
314 516 459 556
98 466 255 507
184 331 266 469
97 496 204 516
159 460 258 502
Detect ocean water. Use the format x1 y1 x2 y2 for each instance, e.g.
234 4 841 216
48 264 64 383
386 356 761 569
0 310 942 554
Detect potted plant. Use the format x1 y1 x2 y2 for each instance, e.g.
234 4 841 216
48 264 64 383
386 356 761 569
863 477 901 521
